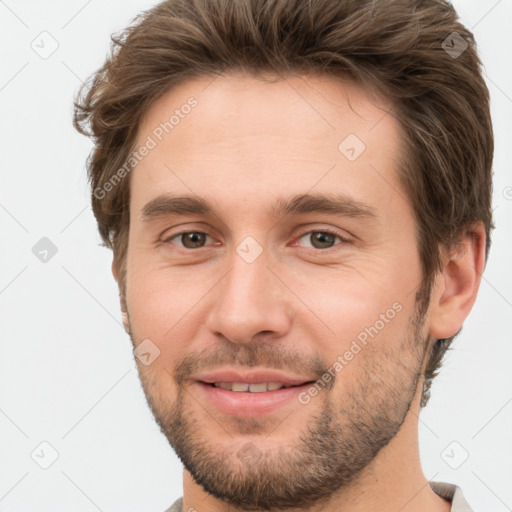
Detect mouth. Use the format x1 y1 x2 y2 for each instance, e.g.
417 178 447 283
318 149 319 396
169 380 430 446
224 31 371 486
190 368 320 416
195 379 317 416
202 381 315 392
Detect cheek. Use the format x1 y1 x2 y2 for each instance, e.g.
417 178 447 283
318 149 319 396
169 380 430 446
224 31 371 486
126 267 198 391
126 259 213 342
127 266 163 336
293 264 416 371
293 267 400 334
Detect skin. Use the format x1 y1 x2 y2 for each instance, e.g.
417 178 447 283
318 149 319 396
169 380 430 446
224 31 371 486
113 72 485 512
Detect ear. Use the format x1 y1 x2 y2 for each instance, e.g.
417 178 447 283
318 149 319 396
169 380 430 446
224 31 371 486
112 258 131 334
111 258 119 282
429 222 486 339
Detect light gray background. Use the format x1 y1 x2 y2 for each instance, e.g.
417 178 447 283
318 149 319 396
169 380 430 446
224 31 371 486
0 1 511 511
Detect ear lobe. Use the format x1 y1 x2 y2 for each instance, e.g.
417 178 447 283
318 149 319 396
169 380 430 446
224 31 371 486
429 223 486 340
111 258 119 282
120 294 131 334
121 309 131 335
112 258 131 334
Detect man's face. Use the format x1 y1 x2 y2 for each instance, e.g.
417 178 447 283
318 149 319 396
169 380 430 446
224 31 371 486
123 73 432 509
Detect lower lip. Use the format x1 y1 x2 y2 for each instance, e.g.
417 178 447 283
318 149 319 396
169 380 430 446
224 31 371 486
195 381 314 417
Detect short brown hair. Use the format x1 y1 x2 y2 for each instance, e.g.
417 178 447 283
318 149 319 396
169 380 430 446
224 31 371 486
73 0 494 407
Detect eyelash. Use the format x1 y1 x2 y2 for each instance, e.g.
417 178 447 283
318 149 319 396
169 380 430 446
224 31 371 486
161 228 350 252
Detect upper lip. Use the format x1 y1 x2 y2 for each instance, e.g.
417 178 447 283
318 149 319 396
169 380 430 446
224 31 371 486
193 368 317 386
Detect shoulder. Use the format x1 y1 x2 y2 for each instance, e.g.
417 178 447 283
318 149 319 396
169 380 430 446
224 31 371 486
430 482 474 512
162 496 183 512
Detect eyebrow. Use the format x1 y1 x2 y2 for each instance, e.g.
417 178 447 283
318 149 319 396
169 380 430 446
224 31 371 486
140 193 378 222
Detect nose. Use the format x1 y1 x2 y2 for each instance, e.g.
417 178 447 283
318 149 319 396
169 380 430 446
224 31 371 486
204 247 292 344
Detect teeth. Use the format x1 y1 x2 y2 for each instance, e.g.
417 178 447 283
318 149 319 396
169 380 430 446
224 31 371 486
249 383 268 393
212 382 287 392
215 382 234 390
232 383 249 392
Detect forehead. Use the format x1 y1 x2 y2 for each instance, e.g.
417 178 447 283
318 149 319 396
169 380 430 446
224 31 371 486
137 71 399 153
130 72 407 221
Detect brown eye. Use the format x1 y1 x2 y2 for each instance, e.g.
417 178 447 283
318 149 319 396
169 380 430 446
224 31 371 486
297 230 345 250
166 232 210 249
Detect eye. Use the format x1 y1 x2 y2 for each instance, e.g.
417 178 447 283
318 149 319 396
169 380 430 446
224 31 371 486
164 231 212 249
296 230 347 250
161 229 349 251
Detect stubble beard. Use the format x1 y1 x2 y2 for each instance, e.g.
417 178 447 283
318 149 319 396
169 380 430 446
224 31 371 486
131 290 431 511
